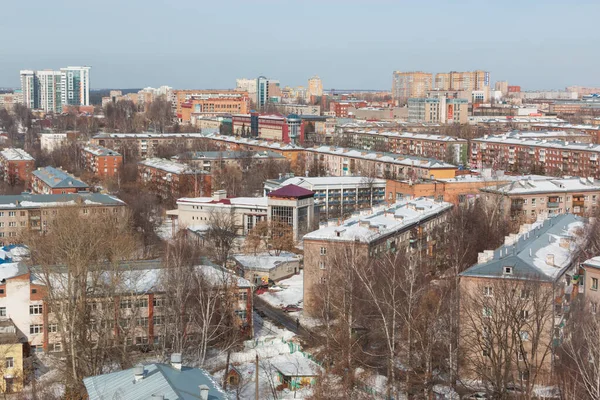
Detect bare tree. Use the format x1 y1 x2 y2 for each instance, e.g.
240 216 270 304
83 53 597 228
205 209 238 266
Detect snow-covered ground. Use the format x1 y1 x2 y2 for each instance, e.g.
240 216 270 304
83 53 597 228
156 217 175 241
258 271 304 309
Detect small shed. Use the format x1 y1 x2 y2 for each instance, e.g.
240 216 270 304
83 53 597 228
224 365 242 387
270 353 321 390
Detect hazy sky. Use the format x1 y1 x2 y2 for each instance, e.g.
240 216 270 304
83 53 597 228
1 0 599 90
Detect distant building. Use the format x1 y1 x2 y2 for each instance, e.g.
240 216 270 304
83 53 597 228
435 70 490 92
0 148 35 184
392 71 433 104
0 193 126 245
580 256 600 313
231 114 305 144
138 158 210 200
91 132 206 158
308 75 323 98
257 76 281 108
172 150 287 173
495 81 509 96
40 133 70 152
60 66 91 107
236 78 257 96
408 97 468 124
31 166 89 195
81 144 123 179
0 91 23 111
172 90 249 121
84 355 226 400
19 66 90 111
37 70 63 113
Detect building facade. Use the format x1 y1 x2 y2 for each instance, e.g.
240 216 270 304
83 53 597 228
172 150 287 173
81 144 123 179
0 149 35 185
308 75 323 98
138 158 210 200
91 133 206 158
392 71 433 104
408 97 468 124
19 67 90 111
435 70 490 92
31 166 89 195
231 114 305 144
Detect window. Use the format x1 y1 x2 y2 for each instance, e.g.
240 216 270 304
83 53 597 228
504 266 513 275
50 343 62 352
521 289 530 299
31 289 37 294
153 297 164 307
29 305 43 315
320 247 327 256
0 307 5 317
136 336 149 345
235 310 247 321
483 307 492 318
19 211 25 217
8 212 15 217
520 310 529 320
8 222 15 227
136 317 149 327
591 303 598 314
120 299 132 309
5 357 13 368
319 261 326 270
238 291 247 301
48 324 58 333
153 315 164 325
483 286 493 297
518 351 527 361
0 289 4 295
592 278 599 291
319 277 327 284
135 298 148 308
29 324 43 334
520 331 530 341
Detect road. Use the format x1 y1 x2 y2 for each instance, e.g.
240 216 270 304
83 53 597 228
253 296 313 338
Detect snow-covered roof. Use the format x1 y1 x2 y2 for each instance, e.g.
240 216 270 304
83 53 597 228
32 166 88 189
307 146 456 169
460 214 584 281
304 198 452 243
93 132 206 139
582 256 600 270
341 129 468 143
270 353 321 377
177 196 268 208
473 132 600 152
83 144 121 157
266 176 387 190
233 252 301 272
532 123 600 131
173 150 285 161
0 148 34 161
0 193 125 209
203 133 304 151
138 158 202 175
438 173 553 184
482 177 600 195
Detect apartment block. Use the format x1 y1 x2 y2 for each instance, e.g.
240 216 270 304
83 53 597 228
581 256 600 313
471 132 600 177
392 71 433 104
31 166 89 194
435 70 490 91
408 97 468 124
340 130 468 164
305 146 458 180
231 114 305 144
81 145 123 179
172 150 287 173
0 193 126 245
303 198 452 315
308 75 323 98
173 90 249 121
138 158 210 200
91 133 206 158
0 149 35 184
0 260 252 355
481 177 600 221
19 66 90 111
459 214 584 385
329 100 367 117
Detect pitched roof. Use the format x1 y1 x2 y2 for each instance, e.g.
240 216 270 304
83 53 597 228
32 167 88 189
83 363 226 400
460 214 584 282
0 148 34 161
267 184 314 199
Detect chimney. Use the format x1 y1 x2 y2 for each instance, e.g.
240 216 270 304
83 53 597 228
212 190 227 201
171 353 182 370
559 237 571 249
546 254 555 267
133 365 145 382
199 385 210 400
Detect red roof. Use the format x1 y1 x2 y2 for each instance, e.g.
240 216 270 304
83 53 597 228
267 184 314 199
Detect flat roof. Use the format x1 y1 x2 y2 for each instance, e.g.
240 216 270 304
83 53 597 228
0 193 125 209
0 148 34 161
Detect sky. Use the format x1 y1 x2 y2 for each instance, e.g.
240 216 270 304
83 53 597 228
1 0 599 91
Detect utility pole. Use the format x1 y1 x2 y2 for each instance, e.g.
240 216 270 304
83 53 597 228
255 354 259 400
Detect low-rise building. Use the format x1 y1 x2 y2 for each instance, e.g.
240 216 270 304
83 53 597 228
138 158 210 201
232 113 305 144
0 148 35 185
458 214 584 386
81 144 123 179
91 133 207 158
481 177 600 221
303 198 452 315
264 175 387 220
172 150 288 173
40 132 77 153
0 193 126 245
408 97 468 124
233 252 301 285
30 166 89 194
0 320 24 394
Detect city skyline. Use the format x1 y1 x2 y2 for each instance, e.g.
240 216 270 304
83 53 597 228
1 0 599 90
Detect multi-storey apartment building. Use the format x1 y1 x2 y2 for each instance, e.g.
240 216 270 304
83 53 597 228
0 149 35 184
408 97 468 124
20 66 90 111
581 256 600 314
329 100 368 117
36 70 63 113
308 75 323 98
31 166 89 195
340 130 468 164
458 214 584 386
392 71 433 104
305 146 457 180
434 70 490 92
471 132 600 176
0 193 126 245
167 185 317 242
60 66 91 107
91 133 206 158
81 144 123 179
303 198 452 315
0 260 252 354
138 158 210 200
530 123 600 143
172 90 249 120
172 150 287 173
264 175 387 220
481 177 600 221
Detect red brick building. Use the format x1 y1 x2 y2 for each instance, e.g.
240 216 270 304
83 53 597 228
0 148 35 185
31 166 89 195
81 144 123 179
138 158 211 201
329 100 368 117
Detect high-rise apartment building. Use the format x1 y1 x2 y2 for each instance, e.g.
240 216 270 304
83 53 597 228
495 81 509 96
19 66 91 112
256 76 280 108
236 78 257 96
434 70 490 91
308 75 323 97
60 66 91 107
37 70 63 113
392 71 433 104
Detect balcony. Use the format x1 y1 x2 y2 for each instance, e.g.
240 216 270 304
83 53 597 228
511 199 525 211
547 202 560 208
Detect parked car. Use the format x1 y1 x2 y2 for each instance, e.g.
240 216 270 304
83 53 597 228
282 304 302 312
